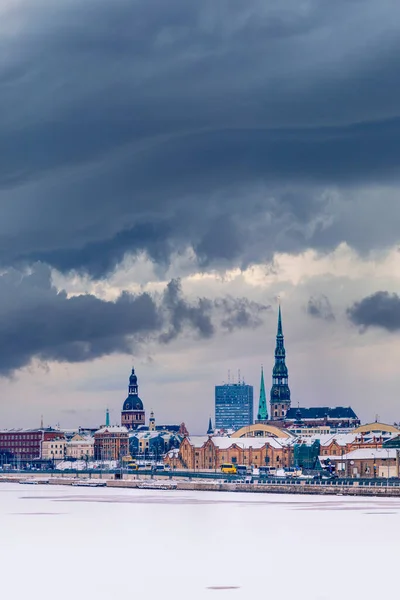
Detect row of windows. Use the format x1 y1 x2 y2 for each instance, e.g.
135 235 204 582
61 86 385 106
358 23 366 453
0 435 40 441
0 441 40 447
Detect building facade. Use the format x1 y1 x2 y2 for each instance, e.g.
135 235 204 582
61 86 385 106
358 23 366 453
335 448 398 478
0 429 66 462
42 438 67 462
121 367 145 430
215 382 254 430
66 434 94 460
270 306 291 420
165 435 294 470
285 407 360 429
94 426 129 461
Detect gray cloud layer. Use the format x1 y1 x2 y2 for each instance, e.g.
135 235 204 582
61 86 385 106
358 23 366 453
1 0 400 279
307 295 335 322
0 264 267 375
347 291 400 332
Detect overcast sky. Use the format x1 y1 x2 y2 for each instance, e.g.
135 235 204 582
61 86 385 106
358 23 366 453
1 0 400 433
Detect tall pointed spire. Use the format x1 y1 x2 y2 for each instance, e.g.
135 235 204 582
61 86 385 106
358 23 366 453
277 303 283 337
207 416 213 435
270 304 291 420
257 366 268 421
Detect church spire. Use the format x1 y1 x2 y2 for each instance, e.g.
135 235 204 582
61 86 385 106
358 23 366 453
257 366 268 421
270 304 291 420
207 416 213 435
277 304 283 337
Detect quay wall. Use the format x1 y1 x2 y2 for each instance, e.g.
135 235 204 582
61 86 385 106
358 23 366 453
107 479 400 497
3 473 400 497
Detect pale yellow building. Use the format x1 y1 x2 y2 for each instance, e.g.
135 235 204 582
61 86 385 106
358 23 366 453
42 439 67 461
66 434 94 460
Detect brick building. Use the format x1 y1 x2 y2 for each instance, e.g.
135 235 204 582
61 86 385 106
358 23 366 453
94 426 129 461
335 448 398 478
0 429 65 462
165 435 294 470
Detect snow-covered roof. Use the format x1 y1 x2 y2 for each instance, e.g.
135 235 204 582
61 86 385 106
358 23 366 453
67 439 94 446
212 437 268 450
185 436 209 447
167 448 179 457
343 448 397 460
95 426 128 435
185 436 293 450
297 433 358 447
130 431 163 440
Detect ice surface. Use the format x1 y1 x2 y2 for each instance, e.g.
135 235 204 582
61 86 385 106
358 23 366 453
1 483 399 600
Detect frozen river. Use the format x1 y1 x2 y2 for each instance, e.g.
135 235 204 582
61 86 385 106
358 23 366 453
1 483 399 599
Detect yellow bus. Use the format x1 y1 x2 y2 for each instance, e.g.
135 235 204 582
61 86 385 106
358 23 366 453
221 463 237 474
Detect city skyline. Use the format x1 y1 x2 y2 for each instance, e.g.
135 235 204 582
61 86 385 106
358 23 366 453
0 295 396 435
1 2 400 431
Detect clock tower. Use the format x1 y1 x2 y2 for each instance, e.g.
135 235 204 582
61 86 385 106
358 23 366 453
270 305 291 420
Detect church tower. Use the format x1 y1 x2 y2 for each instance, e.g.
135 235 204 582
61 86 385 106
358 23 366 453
149 410 156 431
270 305 291 420
121 367 145 430
256 366 268 422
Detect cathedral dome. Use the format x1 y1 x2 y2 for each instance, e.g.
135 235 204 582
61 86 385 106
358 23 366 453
123 396 144 411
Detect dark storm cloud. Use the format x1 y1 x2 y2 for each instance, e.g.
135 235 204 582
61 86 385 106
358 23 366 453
1 0 400 276
0 265 267 375
347 291 400 332
159 278 268 342
307 295 335 322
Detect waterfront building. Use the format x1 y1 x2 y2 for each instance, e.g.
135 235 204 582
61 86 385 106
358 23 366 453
270 306 291 420
215 381 254 430
121 367 145 430
128 411 182 460
0 428 66 463
165 435 294 470
66 434 94 460
94 426 129 461
42 437 67 463
328 448 398 478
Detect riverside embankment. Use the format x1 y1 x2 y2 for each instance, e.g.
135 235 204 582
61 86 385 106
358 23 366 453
3 472 400 497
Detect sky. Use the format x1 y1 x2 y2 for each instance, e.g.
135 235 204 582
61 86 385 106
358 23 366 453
1 0 400 433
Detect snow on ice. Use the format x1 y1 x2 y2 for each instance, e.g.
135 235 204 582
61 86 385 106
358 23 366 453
0 483 398 599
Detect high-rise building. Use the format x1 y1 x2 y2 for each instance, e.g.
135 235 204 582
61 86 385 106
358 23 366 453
270 305 291 420
121 367 145 430
215 381 254 430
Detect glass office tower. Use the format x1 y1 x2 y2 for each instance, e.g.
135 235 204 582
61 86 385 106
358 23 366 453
215 383 254 430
